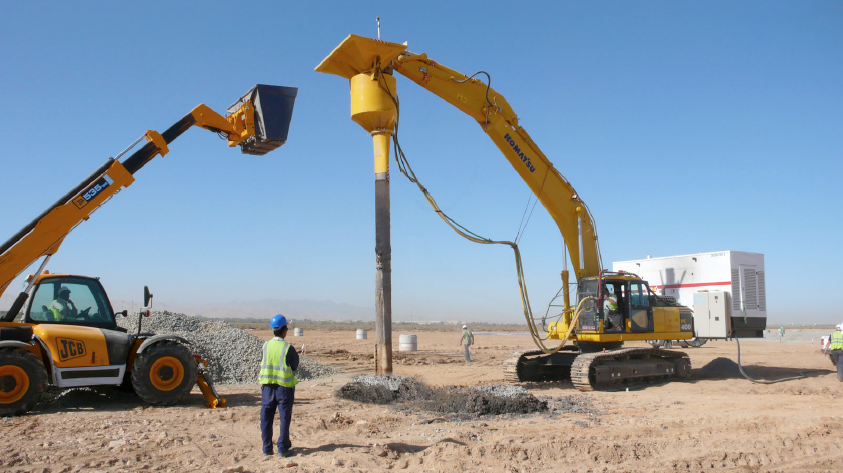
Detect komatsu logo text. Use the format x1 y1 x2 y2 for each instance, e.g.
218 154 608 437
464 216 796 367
504 134 536 173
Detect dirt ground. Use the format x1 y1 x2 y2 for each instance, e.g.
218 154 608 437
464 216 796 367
2 329 842 473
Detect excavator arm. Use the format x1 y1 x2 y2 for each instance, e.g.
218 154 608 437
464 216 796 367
315 34 601 311
0 85 296 320
391 50 603 282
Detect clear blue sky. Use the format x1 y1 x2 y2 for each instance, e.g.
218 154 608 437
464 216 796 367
1 1 840 323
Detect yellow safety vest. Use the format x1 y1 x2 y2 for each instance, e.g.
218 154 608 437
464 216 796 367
604 297 618 312
259 339 298 387
830 331 843 351
49 299 71 321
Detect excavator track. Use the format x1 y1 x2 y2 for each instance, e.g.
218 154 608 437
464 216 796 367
502 349 545 384
570 347 691 391
503 348 581 383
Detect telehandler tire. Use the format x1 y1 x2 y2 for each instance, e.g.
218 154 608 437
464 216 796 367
0 349 48 416
131 341 197 406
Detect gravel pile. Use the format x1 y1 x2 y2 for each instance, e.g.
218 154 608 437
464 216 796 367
337 375 547 418
471 384 532 399
117 311 336 384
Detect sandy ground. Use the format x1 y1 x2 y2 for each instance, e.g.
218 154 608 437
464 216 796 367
2 329 842 473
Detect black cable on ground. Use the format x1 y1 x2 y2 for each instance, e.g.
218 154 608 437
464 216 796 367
735 338 806 384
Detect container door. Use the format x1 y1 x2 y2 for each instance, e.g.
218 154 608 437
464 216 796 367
692 292 710 337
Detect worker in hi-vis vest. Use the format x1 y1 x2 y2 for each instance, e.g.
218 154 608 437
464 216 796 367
824 323 843 382
603 288 622 331
259 314 299 457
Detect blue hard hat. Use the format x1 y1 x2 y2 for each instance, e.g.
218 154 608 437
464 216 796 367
270 314 288 329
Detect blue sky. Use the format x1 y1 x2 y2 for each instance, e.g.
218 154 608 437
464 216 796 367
1 1 840 323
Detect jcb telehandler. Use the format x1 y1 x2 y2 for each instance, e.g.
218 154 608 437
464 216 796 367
0 85 296 415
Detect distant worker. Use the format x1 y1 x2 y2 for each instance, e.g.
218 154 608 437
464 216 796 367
823 324 843 382
49 286 78 321
460 325 474 363
259 314 299 457
603 289 622 330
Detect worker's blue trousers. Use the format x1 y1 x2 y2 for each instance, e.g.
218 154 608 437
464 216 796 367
260 384 295 454
831 349 843 381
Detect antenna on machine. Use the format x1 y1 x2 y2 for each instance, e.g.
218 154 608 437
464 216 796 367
376 17 381 40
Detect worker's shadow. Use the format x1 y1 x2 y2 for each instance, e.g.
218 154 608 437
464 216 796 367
294 438 465 456
208 392 261 406
293 443 369 455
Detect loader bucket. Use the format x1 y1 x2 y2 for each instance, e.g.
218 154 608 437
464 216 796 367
230 84 297 156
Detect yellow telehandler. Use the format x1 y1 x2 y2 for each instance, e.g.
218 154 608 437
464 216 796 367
0 85 296 415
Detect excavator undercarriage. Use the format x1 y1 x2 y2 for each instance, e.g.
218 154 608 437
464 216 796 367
504 346 692 391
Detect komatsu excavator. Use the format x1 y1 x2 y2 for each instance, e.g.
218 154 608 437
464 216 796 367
0 85 296 415
317 35 704 391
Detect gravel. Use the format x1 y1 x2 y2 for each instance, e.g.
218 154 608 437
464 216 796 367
337 375 547 418
117 311 336 384
550 395 602 415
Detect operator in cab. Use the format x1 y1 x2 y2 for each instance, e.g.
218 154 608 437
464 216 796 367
603 287 622 331
49 286 78 321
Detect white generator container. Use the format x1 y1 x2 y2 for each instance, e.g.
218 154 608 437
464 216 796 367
613 251 766 338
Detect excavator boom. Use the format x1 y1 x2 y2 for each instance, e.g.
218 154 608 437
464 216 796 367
392 50 602 280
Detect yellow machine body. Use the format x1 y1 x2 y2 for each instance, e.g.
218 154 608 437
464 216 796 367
350 73 397 134
548 274 694 343
32 324 110 368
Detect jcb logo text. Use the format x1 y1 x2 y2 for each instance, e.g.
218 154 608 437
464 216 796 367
56 338 86 361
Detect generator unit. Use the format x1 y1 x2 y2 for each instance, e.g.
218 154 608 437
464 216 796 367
613 251 766 338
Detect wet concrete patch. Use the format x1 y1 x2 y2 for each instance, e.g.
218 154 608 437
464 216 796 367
337 375 547 418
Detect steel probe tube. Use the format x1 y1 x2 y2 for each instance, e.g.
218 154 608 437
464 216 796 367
373 130 393 374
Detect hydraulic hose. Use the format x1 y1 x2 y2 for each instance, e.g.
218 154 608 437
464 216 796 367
377 71 577 353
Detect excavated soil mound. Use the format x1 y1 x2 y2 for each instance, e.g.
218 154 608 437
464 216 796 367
337 375 547 418
694 357 742 378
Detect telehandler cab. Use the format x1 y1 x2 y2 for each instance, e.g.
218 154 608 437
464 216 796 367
0 85 296 415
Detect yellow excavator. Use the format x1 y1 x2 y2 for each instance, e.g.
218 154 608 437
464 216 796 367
316 35 746 390
0 85 297 415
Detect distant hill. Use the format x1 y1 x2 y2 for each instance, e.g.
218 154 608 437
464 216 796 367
110 298 374 321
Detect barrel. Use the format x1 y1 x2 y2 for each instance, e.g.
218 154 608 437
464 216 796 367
356 329 367 340
293 327 303 337
398 334 417 352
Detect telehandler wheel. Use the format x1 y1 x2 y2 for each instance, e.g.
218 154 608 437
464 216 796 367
0 349 48 416
131 341 197 406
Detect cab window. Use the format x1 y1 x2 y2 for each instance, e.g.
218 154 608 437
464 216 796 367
629 282 650 309
27 278 115 327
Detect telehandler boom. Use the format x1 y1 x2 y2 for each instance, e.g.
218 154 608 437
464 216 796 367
0 85 296 415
